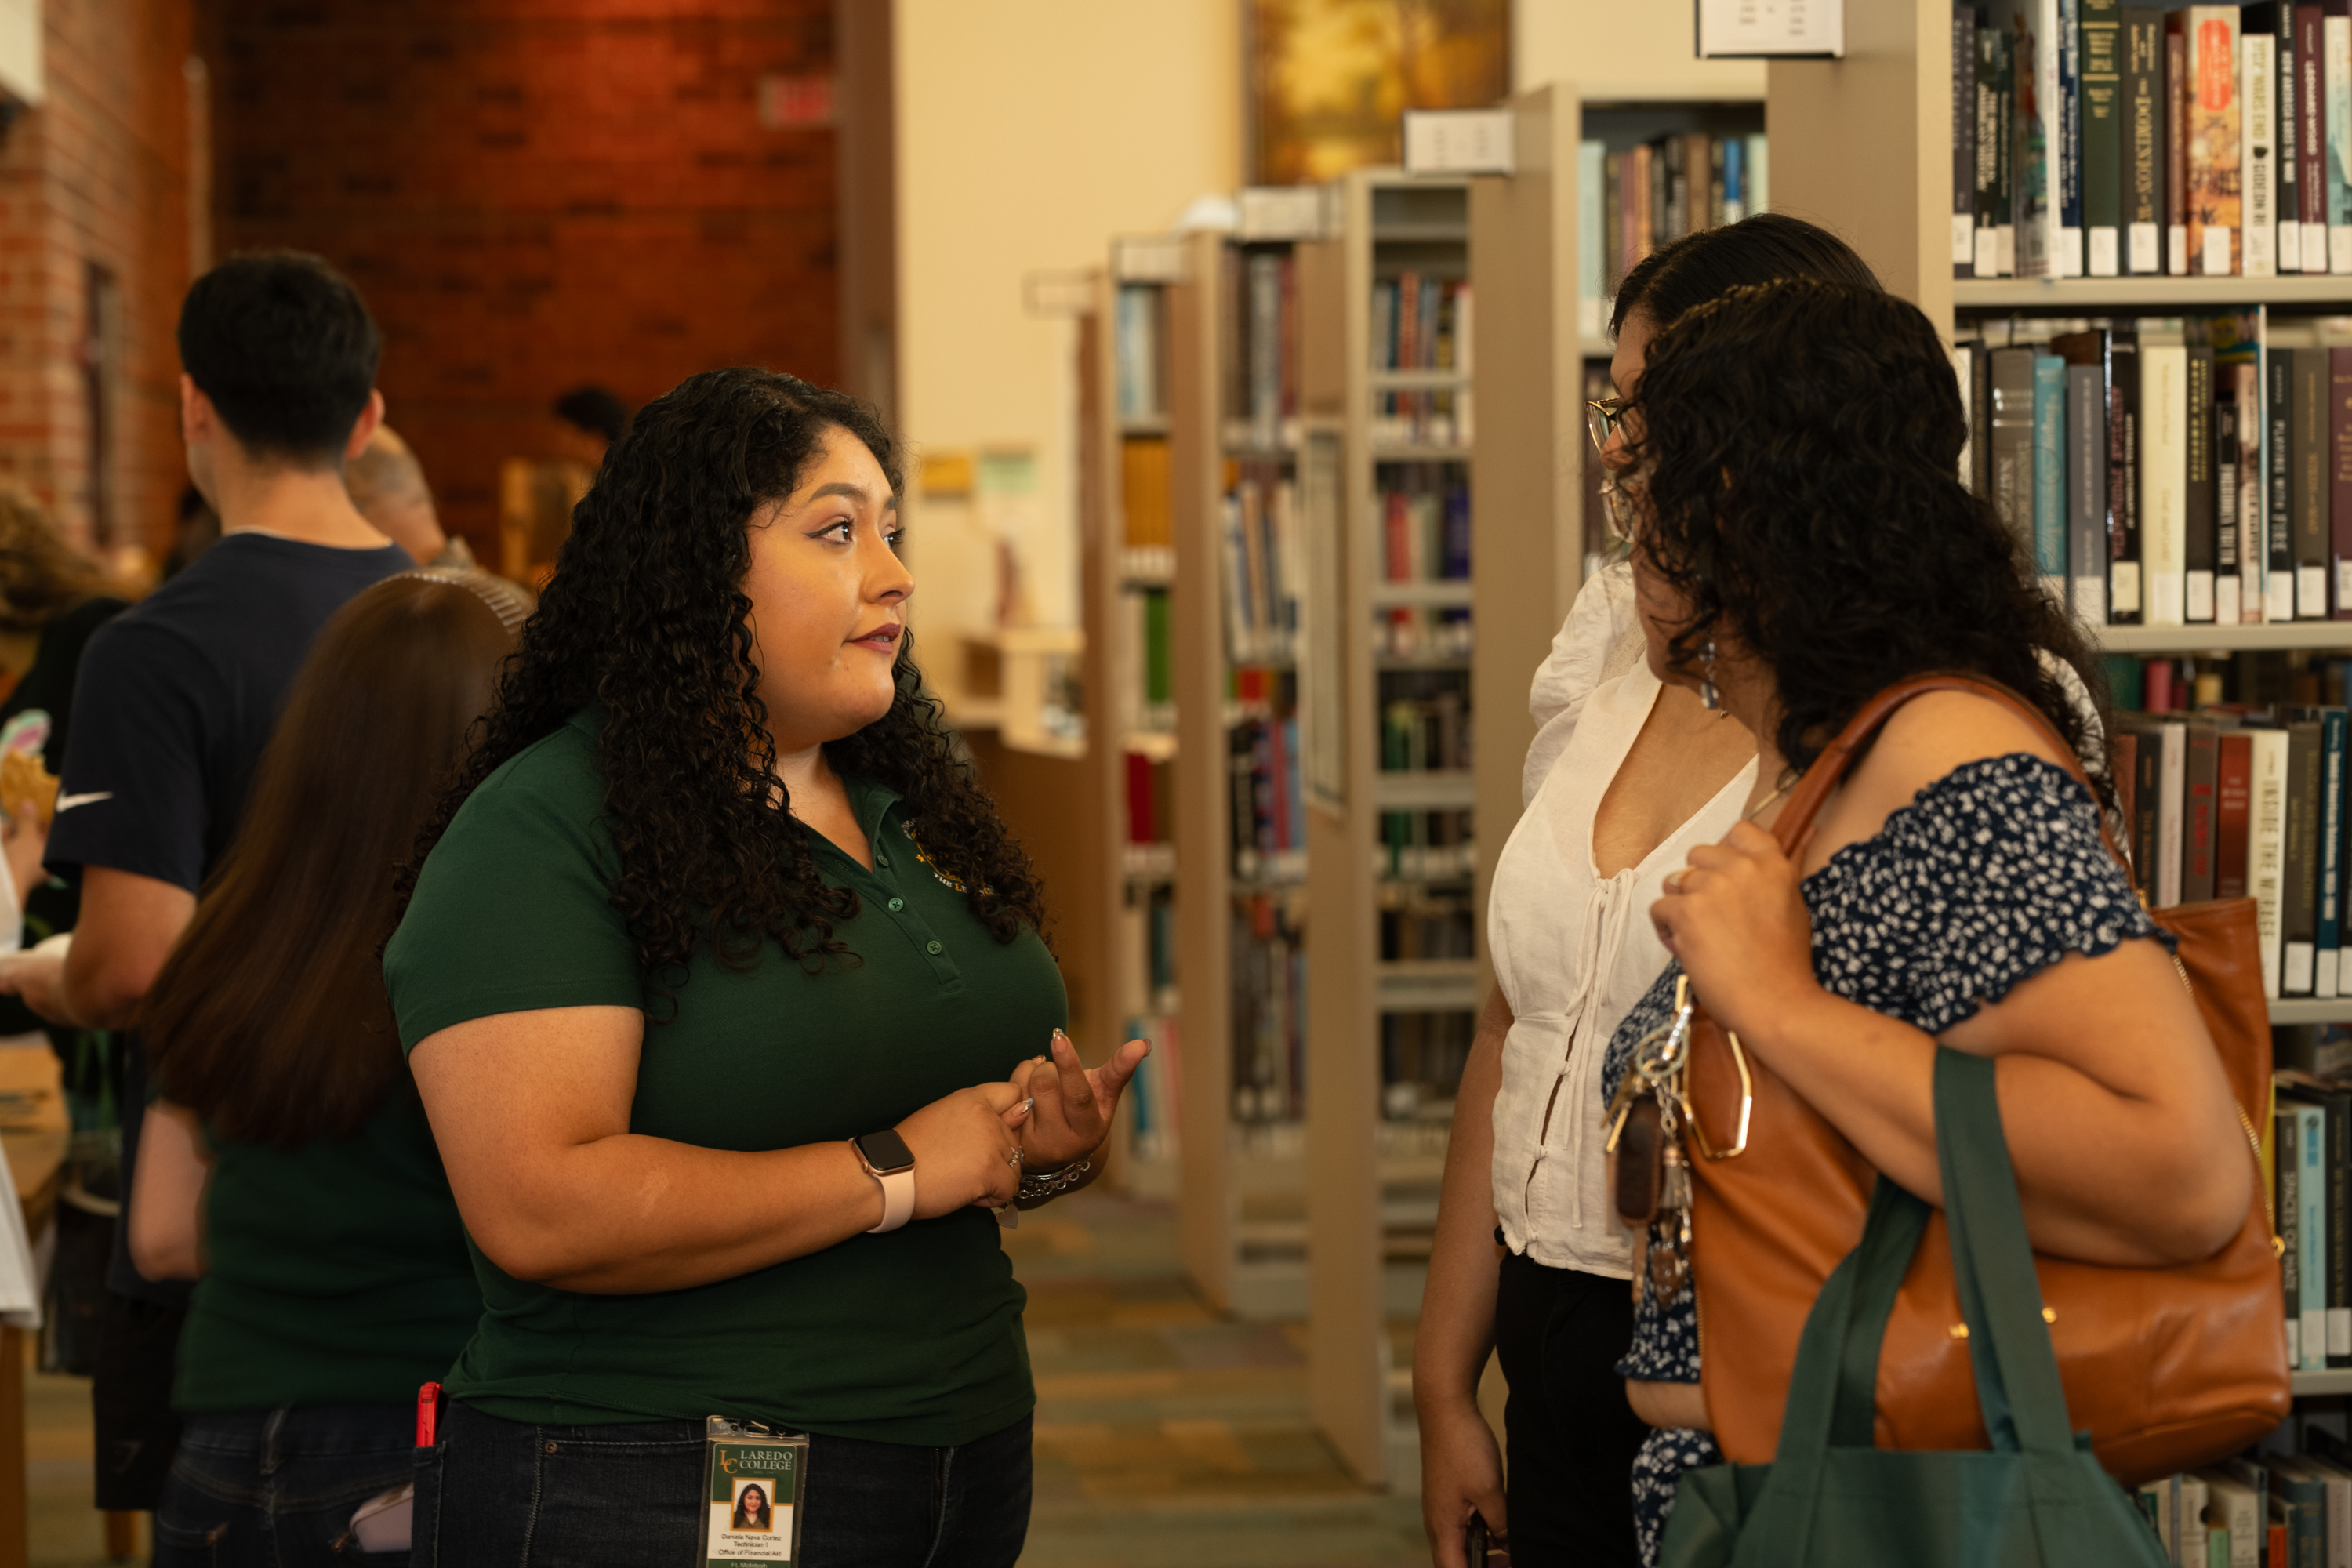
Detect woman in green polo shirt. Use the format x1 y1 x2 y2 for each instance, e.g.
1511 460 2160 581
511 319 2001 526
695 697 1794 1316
386 368 1145 1566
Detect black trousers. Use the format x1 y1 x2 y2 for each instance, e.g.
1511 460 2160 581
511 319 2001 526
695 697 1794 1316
1493 1249 1649 1567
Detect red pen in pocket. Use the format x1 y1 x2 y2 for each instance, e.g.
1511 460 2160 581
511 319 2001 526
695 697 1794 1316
416 1381 444 1446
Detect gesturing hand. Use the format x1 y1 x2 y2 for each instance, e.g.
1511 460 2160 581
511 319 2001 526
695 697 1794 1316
1007 1029 1149 1171
1650 819 1819 1040
894 1083 1032 1221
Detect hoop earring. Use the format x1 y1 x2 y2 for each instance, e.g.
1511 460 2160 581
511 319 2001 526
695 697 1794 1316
1700 637 1722 713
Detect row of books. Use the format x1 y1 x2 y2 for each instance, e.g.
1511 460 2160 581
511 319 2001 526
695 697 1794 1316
1381 673 1473 775
1123 1006 1181 1164
1379 808 1477 883
1369 272 1472 448
1957 318 2352 626
2111 706 2347 996
1221 472 1301 666
1229 714 1306 885
1116 284 1166 421
1380 1008 1475 1121
2274 1069 2346 1374
1572 131 1769 338
1377 884 1475 963
1381 477 1471 585
1951 1 2352 281
1375 605 1474 661
2136 1446 2352 1566
1117 588 1172 739
1232 891 1305 1124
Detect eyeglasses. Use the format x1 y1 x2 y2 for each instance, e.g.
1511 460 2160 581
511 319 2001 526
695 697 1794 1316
1586 397 1629 454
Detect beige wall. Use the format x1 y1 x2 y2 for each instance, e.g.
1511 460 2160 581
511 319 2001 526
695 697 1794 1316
1513 0 1765 102
895 1 1242 650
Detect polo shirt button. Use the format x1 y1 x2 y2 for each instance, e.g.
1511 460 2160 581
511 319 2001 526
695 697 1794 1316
926 939 943 955
877 853 891 867
887 897 905 912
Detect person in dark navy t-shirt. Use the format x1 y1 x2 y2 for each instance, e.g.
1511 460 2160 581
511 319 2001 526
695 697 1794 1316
0 250 410 1513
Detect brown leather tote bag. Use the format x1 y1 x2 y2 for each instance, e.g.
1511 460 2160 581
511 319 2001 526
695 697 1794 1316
1682 672 2289 1483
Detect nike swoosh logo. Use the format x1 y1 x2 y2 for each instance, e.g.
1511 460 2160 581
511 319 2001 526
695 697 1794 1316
53 792 111 812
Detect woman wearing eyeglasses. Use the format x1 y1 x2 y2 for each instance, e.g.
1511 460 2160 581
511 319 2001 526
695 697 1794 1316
1412 215 1883 1568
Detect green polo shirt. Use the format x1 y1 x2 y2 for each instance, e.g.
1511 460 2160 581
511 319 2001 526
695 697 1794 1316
382 708 1062 1446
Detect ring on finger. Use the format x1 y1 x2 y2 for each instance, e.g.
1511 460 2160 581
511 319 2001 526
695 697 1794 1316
1007 1147 1023 1167
1666 869 1690 895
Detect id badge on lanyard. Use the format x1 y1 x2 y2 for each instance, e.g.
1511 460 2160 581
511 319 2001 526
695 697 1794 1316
703 1417 809 1565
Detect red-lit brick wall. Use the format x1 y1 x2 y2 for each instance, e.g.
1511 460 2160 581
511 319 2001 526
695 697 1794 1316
216 0 840 553
0 0 197 560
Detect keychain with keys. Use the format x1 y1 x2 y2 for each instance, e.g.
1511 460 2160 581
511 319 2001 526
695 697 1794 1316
1606 975 1700 1296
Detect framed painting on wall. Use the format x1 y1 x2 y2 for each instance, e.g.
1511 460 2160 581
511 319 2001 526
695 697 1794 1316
1250 0 1510 186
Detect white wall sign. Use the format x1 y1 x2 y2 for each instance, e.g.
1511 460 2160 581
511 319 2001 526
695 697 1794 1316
1403 109 1514 175
1695 0 1845 60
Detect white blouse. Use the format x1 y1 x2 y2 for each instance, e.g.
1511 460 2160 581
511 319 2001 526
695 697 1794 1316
1487 564 1753 1276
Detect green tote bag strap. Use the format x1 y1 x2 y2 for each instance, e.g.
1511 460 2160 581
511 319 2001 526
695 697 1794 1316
1932 1048 2078 1460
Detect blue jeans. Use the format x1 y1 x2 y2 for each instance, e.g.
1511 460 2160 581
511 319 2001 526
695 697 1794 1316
154 1404 414 1566
414 1399 1033 1567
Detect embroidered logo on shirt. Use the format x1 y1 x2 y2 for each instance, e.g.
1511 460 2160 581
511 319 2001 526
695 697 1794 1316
898 820 969 893
54 792 112 813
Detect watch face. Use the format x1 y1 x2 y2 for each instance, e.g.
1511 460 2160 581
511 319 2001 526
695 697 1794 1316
855 1128 916 1174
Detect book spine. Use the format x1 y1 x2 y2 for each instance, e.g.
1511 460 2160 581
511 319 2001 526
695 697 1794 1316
2275 348 2302 622
2256 728 2291 995
2057 0 2085 270
2308 5 2332 246
2024 3 2057 275
2114 332 2145 618
2238 361 2267 619
2136 727 2164 895
2126 9 2169 270
1981 23 2007 274
2034 354 2069 599
2002 29 2021 273
2070 361 2111 618
2169 20 2190 272
2285 4 2307 268
2143 332 2190 622
2330 1091 2350 1363
2187 342 2218 619
2303 1100 2328 1368
2336 346 2352 615
1993 348 2039 564
2184 7 2244 274
2289 722 2323 994
2321 710 2347 994
2332 8 2352 270
2249 31 2282 274
2187 723 2220 899
2302 348 2332 615
2220 731 2254 897
2284 1104 2304 1364
2220 387 2244 623
2160 720 2187 904
2085 0 2125 271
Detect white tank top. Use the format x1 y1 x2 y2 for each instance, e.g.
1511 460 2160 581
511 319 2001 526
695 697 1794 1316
1487 567 1752 1276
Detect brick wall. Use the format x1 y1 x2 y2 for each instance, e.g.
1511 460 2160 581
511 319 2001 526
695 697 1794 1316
217 0 840 552
0 0 196 560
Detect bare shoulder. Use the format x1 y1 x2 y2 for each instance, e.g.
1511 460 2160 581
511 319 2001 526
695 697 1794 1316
1809 691 2082 863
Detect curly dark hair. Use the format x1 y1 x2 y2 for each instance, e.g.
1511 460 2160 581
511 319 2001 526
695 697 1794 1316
1621 278 2109 799
1610 212 1882 339
397 367 1047 999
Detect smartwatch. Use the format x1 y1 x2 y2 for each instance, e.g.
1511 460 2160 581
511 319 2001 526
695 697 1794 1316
851 1129 916 1233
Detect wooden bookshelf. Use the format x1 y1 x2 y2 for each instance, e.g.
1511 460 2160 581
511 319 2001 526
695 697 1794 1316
1957 278 2352 310
2096 625 2352 655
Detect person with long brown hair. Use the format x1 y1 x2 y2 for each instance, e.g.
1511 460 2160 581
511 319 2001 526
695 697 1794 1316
126 572 524 1566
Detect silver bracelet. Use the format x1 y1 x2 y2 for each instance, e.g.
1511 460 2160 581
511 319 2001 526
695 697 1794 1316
1016 1157 1091 1203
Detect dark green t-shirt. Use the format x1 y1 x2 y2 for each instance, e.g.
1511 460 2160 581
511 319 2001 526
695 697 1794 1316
174 1096 479 1412
381 709 1064 1446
